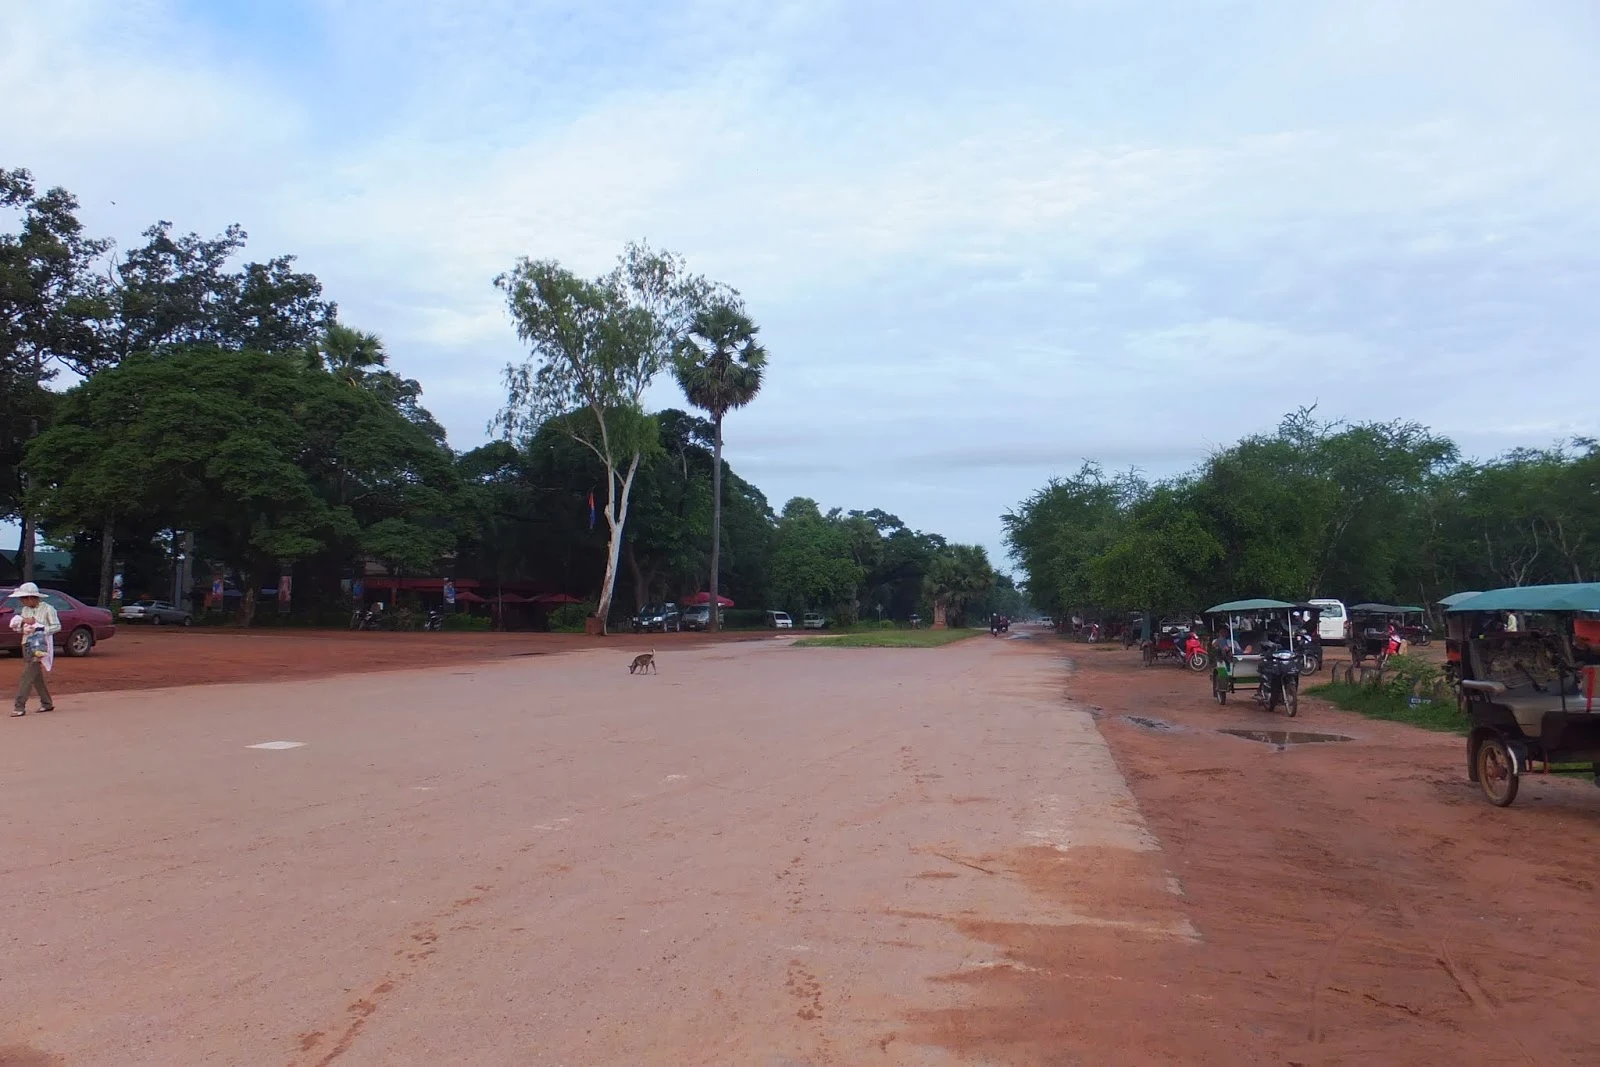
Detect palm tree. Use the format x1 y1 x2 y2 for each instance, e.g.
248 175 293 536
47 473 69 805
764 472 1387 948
318 323 389 387
926 544 995 629
673 302 766 632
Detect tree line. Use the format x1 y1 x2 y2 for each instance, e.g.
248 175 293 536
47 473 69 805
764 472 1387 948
2 166 1001 628
1005 409 1599 622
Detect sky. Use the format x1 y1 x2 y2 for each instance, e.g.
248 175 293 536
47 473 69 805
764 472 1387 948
5 0 1600 566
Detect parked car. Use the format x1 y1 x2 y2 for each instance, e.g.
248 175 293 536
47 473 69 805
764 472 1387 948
766 610 794 629
681 605 723 631
0 587 117 657
119 599 192 626
801 612 826 630
633 602 681 633
1308 598 1350 645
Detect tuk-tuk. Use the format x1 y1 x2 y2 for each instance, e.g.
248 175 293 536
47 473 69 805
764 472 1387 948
1449 584 1600 807
1347 603 1411 667
1140 617 1208 670
1437 591 1482 691
1204 599 1322 715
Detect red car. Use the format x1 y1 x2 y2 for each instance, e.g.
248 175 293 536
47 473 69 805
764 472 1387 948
1 587 117 658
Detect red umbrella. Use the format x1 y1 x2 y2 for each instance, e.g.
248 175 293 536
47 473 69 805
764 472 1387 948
683 592 734 607
453 590 487 603
532 593 583 605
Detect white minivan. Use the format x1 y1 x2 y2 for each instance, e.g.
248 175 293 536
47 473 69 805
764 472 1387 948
766 610 794 629
1308 599 1350 645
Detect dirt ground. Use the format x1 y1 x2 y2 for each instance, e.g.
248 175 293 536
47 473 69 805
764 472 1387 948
914 639 1600 1065
3 631 1599 1065
12 626 776 697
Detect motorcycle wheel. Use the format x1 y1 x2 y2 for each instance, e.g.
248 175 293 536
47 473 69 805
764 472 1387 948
1212 673 1227 705
1141 644 1155 667
1284 678 1299 717
1187 650 1209 672
1417 632 1431 646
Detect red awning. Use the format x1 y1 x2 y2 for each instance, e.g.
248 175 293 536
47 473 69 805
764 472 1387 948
452 590 487 603
683 592 734 607
532 593 583 605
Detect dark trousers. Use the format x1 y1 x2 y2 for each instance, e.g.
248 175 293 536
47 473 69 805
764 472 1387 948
14 658 52 711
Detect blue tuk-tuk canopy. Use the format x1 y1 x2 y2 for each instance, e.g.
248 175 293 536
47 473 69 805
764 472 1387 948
1437 590 1483 607
1445 583 1600 614
1204 598 1297 614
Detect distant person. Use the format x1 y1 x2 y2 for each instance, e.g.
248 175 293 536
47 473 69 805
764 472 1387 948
8 582 60 716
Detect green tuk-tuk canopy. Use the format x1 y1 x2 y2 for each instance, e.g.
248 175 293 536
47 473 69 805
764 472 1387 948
1437 590 1483 607
1204 598 1297 614
1444 583 1600 614
1348 602 1414 614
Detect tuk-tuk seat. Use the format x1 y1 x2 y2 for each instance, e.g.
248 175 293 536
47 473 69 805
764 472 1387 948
1231 654 1262 682
1493 683 1591 737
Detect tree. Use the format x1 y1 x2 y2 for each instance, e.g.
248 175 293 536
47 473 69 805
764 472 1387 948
672 301 766 631
1 168 112 580
24 346 459 624
925 543 995 628
769 498 864 619
315 324 444 441
108 221 332 360
495 243 714 631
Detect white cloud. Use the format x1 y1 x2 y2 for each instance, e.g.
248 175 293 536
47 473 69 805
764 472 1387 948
4 0 1600 562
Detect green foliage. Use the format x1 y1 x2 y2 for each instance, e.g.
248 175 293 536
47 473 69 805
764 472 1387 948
1002 409 1586 619
1309 682 1465 734
548 603 591 633
769 497 866 620
23 346 461 622
925 543 996 628
441 613 492 632
1381 653 1446 700
494 243 719 625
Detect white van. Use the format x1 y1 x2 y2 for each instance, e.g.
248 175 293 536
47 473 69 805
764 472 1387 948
766 610 793 629
1308 599 1350 644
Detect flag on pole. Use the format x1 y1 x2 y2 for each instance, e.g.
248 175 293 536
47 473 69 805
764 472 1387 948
588 491 596 530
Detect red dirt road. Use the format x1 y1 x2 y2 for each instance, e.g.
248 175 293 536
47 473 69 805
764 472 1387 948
3 633 1598 1065
16 627 774 697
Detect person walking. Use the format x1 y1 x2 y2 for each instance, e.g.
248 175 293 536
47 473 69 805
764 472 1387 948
8 582 59 716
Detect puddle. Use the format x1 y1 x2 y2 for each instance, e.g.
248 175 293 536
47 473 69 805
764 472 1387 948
1218 729 1353 750
1125 715 1177 732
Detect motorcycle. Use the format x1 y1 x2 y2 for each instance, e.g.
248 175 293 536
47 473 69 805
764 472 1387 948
423 609 445 632
1181 630 1210 672
1294 630 1322 675
1256 639 1301 716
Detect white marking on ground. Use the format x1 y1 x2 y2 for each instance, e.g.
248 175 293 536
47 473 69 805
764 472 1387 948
246 741 305 750
1024 706 1160 852
663 774 687 782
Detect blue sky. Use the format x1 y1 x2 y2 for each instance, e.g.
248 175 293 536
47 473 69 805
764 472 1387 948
6 0 1599 564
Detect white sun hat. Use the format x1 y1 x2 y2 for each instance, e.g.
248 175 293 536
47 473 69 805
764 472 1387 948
7 582 42 599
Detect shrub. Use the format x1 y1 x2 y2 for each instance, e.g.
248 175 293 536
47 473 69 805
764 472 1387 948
549 603 591 633
442 613 491 631
1382 653 1445 699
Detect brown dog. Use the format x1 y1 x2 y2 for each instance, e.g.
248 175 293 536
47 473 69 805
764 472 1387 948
629 649 657 675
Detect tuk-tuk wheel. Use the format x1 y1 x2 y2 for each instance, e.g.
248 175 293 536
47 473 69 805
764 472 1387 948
1475 736 1519 807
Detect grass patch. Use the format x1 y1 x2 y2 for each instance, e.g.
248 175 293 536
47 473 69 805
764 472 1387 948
792 629 978 648
1308 682 1466 734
